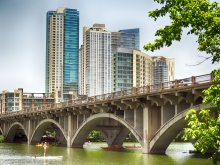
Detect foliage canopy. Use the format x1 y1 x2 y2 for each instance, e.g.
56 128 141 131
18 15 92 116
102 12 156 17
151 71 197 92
144 1 220 164
183 69 220 165
144 0 220 64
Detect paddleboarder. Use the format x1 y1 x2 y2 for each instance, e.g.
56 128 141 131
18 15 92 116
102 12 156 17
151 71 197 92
43 142 48 156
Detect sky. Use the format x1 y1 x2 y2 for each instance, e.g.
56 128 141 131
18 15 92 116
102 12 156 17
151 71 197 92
0 0 220 93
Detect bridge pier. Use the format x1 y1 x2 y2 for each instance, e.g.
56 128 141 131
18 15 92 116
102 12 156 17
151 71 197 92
134 108 143 134
142 101 161 154
27 120 33 145
67 115 73 148
142 107 149 153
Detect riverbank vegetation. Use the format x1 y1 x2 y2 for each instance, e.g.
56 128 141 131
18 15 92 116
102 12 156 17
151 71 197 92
144 0 220 164
183 69 220 164
0 135 4 143
87 130 138 142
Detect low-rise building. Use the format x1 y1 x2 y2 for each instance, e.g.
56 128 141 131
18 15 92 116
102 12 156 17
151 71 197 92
0 88 55 114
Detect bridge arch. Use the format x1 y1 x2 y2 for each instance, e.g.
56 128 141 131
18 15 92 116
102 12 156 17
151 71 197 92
194 96 203 105
0 127 4 135
149 103 215 154
71 113 142 147
178 97 187 104
5 122 28 142
30 119 67 144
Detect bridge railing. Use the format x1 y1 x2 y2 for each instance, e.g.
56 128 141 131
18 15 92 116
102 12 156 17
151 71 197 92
62 102 68 107
96 95 102 101
82 98 87 103
163 82 171 90
176 77 192 87
87 96 95 103
149 83 160 92
124 88 133 96
195 74 211 84
104 93 111 100
113 91 121 98
136 86 148 94
0 73 214 116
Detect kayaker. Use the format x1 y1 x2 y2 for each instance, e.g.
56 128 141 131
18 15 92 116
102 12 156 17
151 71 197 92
43 142 48 156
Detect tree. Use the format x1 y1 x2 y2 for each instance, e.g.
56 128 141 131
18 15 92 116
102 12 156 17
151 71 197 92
89 130 104 141
144 1 220 164
144 0 220 64
45 131 56 137
182 69 220 165
128 132 138 142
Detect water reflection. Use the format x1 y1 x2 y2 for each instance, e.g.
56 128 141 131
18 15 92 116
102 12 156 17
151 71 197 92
0 142 214 165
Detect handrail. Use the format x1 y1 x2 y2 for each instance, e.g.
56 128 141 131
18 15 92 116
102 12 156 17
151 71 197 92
0 73 213 117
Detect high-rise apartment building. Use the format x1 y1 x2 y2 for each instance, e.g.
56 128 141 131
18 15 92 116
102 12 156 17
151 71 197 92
79 24 139 96
79 24 111 96
152 56 175 84
45 7 79 102
112 48 153 92
111 28 139 50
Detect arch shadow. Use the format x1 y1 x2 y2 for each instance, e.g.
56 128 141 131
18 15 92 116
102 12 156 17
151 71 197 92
30 119 67 144
149 103 215 154
5 122 28 143
71 113 142 148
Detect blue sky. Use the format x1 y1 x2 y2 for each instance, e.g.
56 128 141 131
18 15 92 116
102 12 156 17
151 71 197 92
0 0 219 93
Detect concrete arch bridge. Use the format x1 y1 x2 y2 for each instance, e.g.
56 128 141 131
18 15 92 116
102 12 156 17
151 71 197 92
0 74 217 153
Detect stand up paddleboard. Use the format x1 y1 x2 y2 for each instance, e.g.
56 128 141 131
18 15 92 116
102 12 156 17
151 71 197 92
32 156 63 159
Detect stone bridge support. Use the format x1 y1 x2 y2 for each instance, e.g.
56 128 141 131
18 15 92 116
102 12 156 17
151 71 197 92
27 119 34 144
67 115 74 147
142 101 161 153
134 108 143 136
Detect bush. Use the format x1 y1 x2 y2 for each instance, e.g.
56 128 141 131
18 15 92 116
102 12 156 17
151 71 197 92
0 135 4 143
128 132 138 142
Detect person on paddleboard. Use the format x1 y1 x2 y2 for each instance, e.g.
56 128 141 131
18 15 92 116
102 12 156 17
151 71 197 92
43 142 48 156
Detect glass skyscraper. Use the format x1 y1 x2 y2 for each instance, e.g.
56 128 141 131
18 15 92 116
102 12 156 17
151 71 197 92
45 7 79 102
79 25 140 96
111 28 139 50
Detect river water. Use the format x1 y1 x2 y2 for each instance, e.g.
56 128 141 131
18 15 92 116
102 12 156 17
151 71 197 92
0 142 213 165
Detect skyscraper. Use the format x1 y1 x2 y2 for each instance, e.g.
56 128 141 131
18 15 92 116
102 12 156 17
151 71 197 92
79 25 139 96
45 7 79 102
79 24 111 96
111 28 139 50
152 56 175 84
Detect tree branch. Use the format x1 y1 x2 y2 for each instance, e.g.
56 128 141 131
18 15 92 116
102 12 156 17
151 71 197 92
186 55 213 66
